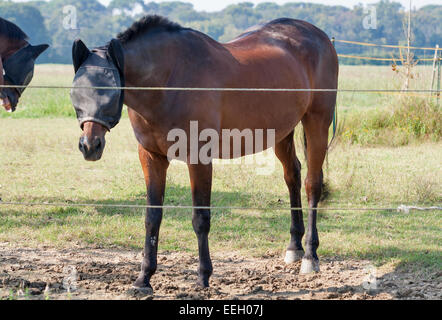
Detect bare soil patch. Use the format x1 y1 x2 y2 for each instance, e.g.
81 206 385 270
0 243 440 300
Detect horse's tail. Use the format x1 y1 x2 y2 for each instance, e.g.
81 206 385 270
302 129 308 163
302 128 331 202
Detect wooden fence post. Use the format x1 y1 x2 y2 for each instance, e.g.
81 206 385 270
437 54 441 106
330 37 337 146
430 45 439 94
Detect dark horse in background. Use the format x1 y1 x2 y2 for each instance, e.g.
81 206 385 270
0 17 48 111
71 15 338 293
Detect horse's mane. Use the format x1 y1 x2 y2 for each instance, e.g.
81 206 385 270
0 17 28 41
117 15 182 44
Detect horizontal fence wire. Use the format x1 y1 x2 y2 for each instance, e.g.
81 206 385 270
334 39 442 51
334 39 440 62
337 54 436 62
0 84 440 94
45 39 442 52
0 201 440 213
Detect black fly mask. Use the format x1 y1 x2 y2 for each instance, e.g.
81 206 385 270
1 44 49 110
70 39 125 130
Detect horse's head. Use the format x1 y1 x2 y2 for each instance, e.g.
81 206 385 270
0 44 49 111
70 39 124 161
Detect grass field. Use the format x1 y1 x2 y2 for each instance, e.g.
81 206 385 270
0 64 440 275
0 118 440 271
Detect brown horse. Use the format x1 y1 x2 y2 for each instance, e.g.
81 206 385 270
71 15 338 293
0 17 48 111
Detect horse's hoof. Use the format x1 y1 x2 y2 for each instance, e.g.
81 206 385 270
196 278 210 289
128 286 154 296
300 258 320 274
284 249 305 264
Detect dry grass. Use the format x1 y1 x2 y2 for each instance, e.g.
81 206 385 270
0 63 440 272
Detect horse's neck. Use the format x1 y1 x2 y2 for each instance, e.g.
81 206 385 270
124 31 233 88
122 35 175 121
122 31 233 120
0 36 8 57
0 37 27 59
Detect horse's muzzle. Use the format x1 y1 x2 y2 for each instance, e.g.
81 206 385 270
1 90 18 112
79 135 105 161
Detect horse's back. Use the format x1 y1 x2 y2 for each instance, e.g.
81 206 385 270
228 18 333 55
226 18 338 88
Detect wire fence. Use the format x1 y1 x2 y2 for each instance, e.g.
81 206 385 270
0 201 440 213
0 38 441 214
44 39 442 52
0 84 440 94
333 39 441 63
333 39 442 51
337 54 435 62
1 37 440 89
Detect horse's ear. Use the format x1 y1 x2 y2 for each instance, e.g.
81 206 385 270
108 39 124 76
31 44 49 60
72 39 90 73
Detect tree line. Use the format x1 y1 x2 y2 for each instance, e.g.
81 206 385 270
0 0 440 64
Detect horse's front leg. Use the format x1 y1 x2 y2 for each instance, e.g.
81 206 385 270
188 162 213 287
133 145 169 293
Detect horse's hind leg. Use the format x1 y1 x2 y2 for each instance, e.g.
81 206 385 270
188 162 213 287
274 131 305 263
133 145 169 293
300 106 332 274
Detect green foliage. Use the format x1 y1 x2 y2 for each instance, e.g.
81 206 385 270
341 96 442 146
0 1 50 60
0 1 440 64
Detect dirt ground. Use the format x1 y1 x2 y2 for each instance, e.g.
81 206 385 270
0 242 440 300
